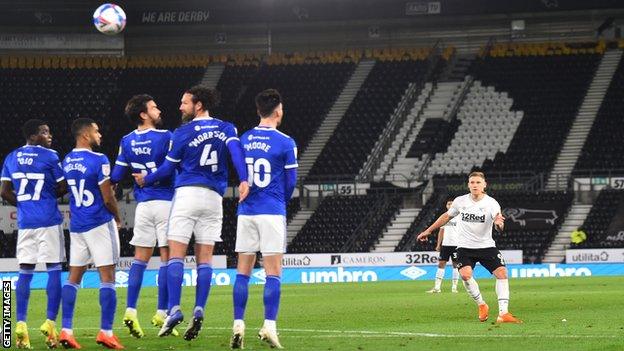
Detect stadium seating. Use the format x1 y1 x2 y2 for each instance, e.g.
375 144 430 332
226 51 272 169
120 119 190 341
0 64 206 163
216 62 356 157
427 81 523 175
0 67 122 159
574 189 624 248
288 194 400 253
406 118 459 159
472 53 600 177
307 59 431 180
574 55 624 175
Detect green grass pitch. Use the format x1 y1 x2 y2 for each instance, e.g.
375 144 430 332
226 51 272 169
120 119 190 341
13 276 624 350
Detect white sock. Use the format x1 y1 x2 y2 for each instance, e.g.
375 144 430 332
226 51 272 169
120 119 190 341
264 319 277 332
125 307 137 315
451 269 459 290
496 278 510 315
463 277 485 305
434 268 444 290
233 319 245 329
101 329 113 337
62 328 73 335
156 309 167 317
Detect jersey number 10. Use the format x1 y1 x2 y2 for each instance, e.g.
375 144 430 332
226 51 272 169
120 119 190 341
245 158 271 188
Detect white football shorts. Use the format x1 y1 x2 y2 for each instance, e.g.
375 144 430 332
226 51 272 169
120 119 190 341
235 215 287 255
69 219 120 267
17 223 66 264
131 200 172 248
167 186 223 245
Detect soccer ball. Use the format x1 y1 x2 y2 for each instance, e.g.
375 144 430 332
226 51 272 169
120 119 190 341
93 3 127 35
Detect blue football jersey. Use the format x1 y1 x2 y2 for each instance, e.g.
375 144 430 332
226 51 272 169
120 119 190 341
238 126 298 216
62 149 113 233
115 128 174 202
1 145 64 229
165 116 239 195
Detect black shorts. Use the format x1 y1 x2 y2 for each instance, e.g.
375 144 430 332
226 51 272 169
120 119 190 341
439 245 457 262
452 247 506 274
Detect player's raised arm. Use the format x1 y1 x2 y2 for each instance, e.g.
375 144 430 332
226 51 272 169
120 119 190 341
417 212 451 241
225 124 249 202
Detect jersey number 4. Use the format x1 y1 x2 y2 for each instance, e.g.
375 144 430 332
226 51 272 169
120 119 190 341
245 158 271 188
12 172 44 201
199 144 218 172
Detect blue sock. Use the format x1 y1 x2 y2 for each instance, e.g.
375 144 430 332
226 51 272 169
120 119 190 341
264 275 281 321
16 269 34 322
127 260 147 309
99 282 117 331
61 283 79 329
157 263 168 311
233 274 250 320
195 264 213 312
166 258 184 313
46 264 62 321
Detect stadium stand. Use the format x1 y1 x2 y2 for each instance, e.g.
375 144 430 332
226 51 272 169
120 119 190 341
0 66 121 159
574 189 624 248
220 60 356 155
0 55 208 162
307 50 432 180
472 44 601 177
427 81 523 175
574 54 624 175
288 193 400 253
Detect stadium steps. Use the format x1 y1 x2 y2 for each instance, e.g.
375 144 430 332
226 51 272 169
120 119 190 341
372 83 433 182
199 63 225 89
381 81 464 184
286 209 317 245
439 54 476 82
297 59 376 179
372 208 420 253
543 204 592 263
545 49 623 191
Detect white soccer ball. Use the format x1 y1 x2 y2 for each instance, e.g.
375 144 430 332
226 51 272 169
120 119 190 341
93 3 127 35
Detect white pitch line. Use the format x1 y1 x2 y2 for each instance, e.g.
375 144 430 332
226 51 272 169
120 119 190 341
27 326 620 339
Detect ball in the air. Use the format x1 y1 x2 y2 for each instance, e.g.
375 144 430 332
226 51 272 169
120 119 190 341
93 3 127 35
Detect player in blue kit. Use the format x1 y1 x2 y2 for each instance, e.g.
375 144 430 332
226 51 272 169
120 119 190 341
59 118 124 349
133 85 249 341
110 95 177 338
230 89 298 349
1 119 67 349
